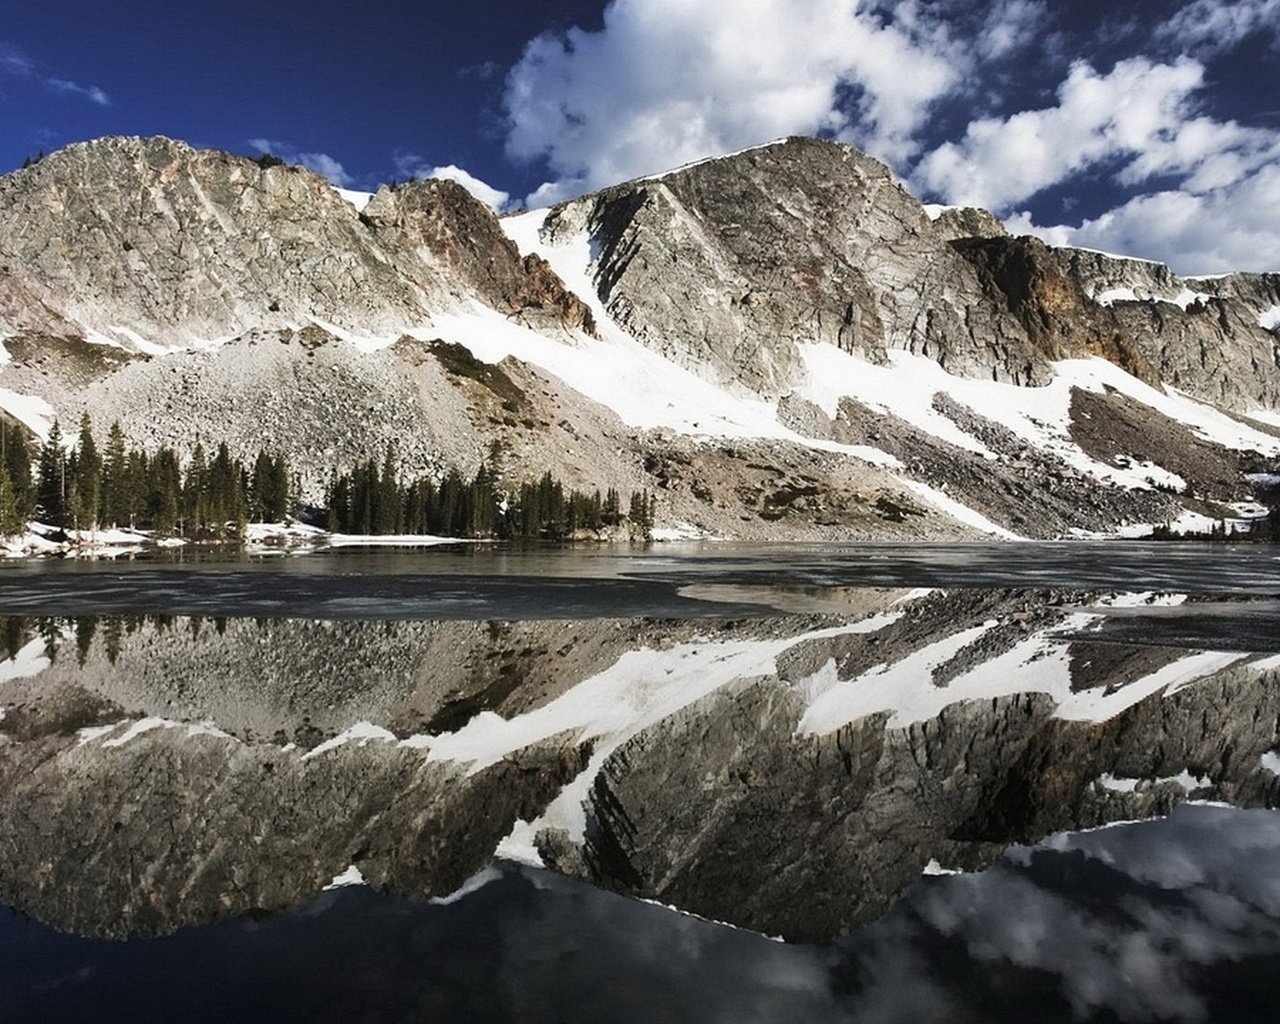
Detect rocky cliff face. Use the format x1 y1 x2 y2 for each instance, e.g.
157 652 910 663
540 137 1280 413
0 136 588 346
543 137 1058 394
0 134 1276 540
1048 247 1280 410
535 591 1280 941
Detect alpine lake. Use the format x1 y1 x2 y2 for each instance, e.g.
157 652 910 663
1 541 1279 1023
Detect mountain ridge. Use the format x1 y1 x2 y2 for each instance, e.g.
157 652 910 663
0 133 1276 541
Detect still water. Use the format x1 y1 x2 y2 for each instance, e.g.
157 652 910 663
0 542 1278 1022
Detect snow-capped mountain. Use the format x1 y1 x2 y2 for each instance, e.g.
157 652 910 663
0 134 1277 539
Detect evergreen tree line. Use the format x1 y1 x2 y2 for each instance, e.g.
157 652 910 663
326 454 657 541
19 414 290 539
0 415 656 543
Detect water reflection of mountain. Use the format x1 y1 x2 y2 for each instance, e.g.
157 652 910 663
0 586 1277 941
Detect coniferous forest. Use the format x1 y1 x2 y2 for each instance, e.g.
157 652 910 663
0 415 656 543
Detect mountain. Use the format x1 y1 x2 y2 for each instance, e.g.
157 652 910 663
0 134 1277 540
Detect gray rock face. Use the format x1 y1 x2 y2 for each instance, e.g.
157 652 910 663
0 727 586 938
0 136 589 345
544 137 1054 394
1049 248 1280 411
929 205 1008 242
2 588 1279 941
0 134 1274 541
538 137 1279 415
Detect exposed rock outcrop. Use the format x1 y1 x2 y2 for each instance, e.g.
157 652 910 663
544 137 1052 393
0 136 589 345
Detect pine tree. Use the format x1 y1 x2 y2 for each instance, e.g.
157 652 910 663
36 420 67 527
1 422 33 521
207 443 246 537
125 449 148 528
149 447 181 535
70 413 101 531
100 420 129 527
326 472 350 533
374 446 402 534
470 463 496 536
250 449 289 522
0 464 25 537
183 443 208 536
628 489 655 541
603 487 622 527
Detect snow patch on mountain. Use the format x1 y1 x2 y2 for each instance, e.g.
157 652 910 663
1093 286 1211 310
0 636 50 683
797 345 1278 490
492 211 900 468
307 316 401 354
334 188 375 212
1096 769 1211 794
424 616 893 846
899 480 1022 539
634 138 792 185
0 387 56 438
1259 306 1280 331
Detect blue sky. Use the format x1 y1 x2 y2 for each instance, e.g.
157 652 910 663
2 0 1277 274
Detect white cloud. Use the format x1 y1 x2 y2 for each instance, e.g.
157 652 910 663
913 57 1215 211
975 0 1048 60
0 41 109 106
392 155 511 210
492 0 1279 273
503 0 967 206
46 78 110 106
1155 0 1280 56
248 138 354 188
911 46 1280 273
1009 162 1280 275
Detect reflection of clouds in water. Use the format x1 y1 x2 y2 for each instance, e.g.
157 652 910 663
844 806 1280 1023
487 809 1280 1022
909 867 1208 1021
9 808 1280 1022
1045 804 1280 917
495 869 843 1023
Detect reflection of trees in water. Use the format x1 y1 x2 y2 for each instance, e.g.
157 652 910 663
0 613 237 666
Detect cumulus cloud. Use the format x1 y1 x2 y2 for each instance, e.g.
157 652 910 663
841 805 1280 1022
248 138 354 188
393 155 511 210
502 0 971 206
0 41 109 106
910 39 1280 272
1009 162 1280 274
974 0 1049 61
913 57 1224 211
492 0 1278 270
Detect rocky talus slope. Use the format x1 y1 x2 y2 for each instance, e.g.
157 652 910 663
0 134 1276 538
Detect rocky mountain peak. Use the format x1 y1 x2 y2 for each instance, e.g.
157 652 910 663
542 135 1060 395
929 205 1008 242
0 134 591 348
